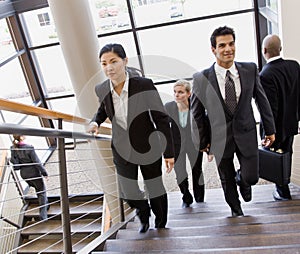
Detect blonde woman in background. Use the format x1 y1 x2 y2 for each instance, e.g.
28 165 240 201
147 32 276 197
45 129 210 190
165 80 205 207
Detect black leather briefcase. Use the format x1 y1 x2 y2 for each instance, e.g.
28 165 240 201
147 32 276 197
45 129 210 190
258 147 291 185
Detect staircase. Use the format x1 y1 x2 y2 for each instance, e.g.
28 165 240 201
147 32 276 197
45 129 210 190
17 194 104 253
95 184 300 253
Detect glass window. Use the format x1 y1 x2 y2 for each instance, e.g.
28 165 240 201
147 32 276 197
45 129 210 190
98 32 141 69
156 82 175 105
0 57 32 104
32 46 73 97
267 0 278 14
138 13 257 82
21 7 58 46
89 0 132 35
47 97 78 120
132 0 253 27
47 97 86 144
37 13 51 27
0 18 15 61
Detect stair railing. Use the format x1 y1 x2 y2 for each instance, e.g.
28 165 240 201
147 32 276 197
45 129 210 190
0 98 131 253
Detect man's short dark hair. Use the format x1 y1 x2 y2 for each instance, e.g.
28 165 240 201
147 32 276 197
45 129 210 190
210 26 235 48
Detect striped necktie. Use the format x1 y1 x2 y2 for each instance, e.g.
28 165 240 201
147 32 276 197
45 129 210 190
225 70 237 114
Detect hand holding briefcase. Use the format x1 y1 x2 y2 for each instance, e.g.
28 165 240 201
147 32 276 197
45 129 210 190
258 146 291 186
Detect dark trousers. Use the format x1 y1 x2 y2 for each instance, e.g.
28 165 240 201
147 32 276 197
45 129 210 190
114 158 168 228
174 144 204 200
218 146 258 210
26 178 48 220
272 136 294 198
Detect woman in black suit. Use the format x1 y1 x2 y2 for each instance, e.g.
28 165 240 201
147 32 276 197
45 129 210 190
10 135 49 220
88 44 174 233
165 80 205 207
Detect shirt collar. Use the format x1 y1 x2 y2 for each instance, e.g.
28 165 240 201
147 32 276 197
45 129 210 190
110 72 129 94
214 62 238 79
267 56 282 63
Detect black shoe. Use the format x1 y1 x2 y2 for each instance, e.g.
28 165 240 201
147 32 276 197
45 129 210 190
139 222 150 233
231 207 244 217
273 189 291 201
235 170 252 202
240 184 252 202
182 201 191 208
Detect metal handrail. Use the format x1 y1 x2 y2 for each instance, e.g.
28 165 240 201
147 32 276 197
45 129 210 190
0 123 111 140
0 122 112 253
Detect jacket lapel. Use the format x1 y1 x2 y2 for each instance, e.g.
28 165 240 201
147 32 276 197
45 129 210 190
103 80 115 120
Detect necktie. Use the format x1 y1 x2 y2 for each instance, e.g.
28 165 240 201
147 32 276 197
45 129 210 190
225 70 237 114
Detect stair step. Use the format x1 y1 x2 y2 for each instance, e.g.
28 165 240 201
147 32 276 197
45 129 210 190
22 218 101 235
126 212 300 232
95 245 300 253
25 201 103 218
17 237 97 254
118 220 300 239
104 232 300 252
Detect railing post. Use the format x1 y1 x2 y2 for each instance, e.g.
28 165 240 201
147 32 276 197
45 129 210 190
57 119 72 253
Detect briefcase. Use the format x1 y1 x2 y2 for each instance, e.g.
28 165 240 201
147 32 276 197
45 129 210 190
258 147 291 185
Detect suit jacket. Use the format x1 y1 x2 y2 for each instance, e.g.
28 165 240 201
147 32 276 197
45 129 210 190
191 62 276 161
164 100 196 152
260 58 300 142
10 143 48 180
92 76 174 165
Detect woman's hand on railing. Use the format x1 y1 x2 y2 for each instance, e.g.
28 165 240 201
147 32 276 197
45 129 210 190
87 123 99 135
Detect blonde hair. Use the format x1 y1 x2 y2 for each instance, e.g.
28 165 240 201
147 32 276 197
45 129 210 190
173 79 191 93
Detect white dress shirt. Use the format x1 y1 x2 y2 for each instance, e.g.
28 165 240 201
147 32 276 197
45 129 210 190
214 63 241 103
110 73 129 130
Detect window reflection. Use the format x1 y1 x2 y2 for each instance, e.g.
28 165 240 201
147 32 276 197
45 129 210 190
21 7 58 46
132 0 253 27
0 18 15 61
89 0 131 35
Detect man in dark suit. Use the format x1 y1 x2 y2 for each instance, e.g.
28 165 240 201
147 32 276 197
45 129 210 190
260 34 300 200
88 44 174 233
191 26 276 217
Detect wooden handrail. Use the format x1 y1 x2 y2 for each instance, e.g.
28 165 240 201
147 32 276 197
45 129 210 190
0 98 89 124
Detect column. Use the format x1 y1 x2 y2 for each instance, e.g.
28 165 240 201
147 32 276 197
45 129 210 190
278 0 300 186
48 0 121 222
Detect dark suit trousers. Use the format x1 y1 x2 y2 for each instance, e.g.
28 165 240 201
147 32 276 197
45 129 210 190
174 144 204 191
218 146 259 210
272 136 294 196
114 158 168 227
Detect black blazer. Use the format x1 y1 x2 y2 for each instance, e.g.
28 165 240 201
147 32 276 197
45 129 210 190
164 100 195 149
260 58 300 142
92 76 174 165
191 62 276 160
10 143 48 180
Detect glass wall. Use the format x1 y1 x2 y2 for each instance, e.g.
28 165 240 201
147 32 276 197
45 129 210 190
0 0 260 158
